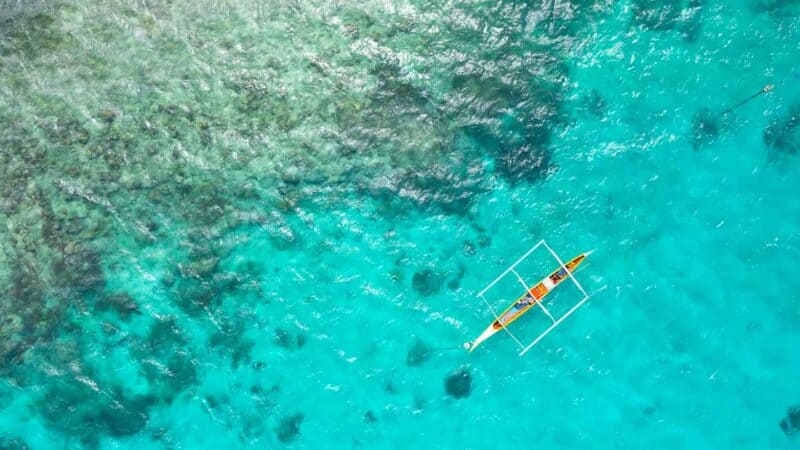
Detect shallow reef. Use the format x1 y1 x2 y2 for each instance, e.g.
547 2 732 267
136 317 199 403
32 341 155 445
412 269 443 297
0 437 29 450
690 107 722 150
780 405 800 436
406 337 430 367
363 410 378 423
275 413 304 443
754 0 800 19
631 0 705 40
763 102 800 160
444 367 472 399
273 327 306 351
0 0 603 443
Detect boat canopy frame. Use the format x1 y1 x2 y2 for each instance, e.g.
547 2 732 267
476 239 591 356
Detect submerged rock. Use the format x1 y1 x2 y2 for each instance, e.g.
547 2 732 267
406 337 430 367
494 138 553 185
754 0 800 18
209 319 254 368
274 328 293 348
273 327 306 351
462 240 476 257
679 0 705 42
444 367 472 399
41 377 153 444
412 269 442 297
275 413 304 443
54 243 105 295
0 437 29 450
98 293 139 318
137 318 197 402
780 406 800 436
691 107 721 149
582 89 608 118
462 123 553 186
764 103 800 159
98 108 118 123
392 163 487 216
447 264 466 291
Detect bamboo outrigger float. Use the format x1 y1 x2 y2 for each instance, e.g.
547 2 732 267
464 240 593 355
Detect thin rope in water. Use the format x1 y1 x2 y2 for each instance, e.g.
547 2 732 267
721 84 775 115
720 73 799 116
428 343 468 353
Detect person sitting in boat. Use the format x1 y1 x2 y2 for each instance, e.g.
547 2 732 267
520 295 534 307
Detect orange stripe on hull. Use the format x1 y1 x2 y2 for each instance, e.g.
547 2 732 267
490 252 588 330
467 249 593 353
529 284 548 300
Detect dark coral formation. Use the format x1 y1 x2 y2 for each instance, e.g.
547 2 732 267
0 12 76 59
461 123 553 186
753 0 800 19
273 327 306 351
582 89 608 118
136 318 198 404
97 293 140 318
0 437 29 450
462 240 477 257
275 413 304 443
384 380 398 395
690 107 722 150
363 410 378 423
35 347 155 445
444 367 472 399
780 405 800 436
412 269 443 297
210 321 255 368
447 263 466 291
406 337 430 367
764 103 800 160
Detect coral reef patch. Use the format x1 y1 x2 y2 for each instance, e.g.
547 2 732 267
444 367 472 399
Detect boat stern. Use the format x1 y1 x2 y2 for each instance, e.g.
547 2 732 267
465 323 500 353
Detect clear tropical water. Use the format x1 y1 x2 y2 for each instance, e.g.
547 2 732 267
1 0 799 448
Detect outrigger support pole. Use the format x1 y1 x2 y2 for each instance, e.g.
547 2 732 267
477 240 544 298
517 241 592 356
518 295 591 356
478 293 526 350
541 241 590 299
510 268 557 324
473 239 594 356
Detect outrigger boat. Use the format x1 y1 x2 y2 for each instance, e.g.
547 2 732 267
464 241 593 355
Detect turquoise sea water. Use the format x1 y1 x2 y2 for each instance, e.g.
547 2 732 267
1 0 799 448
